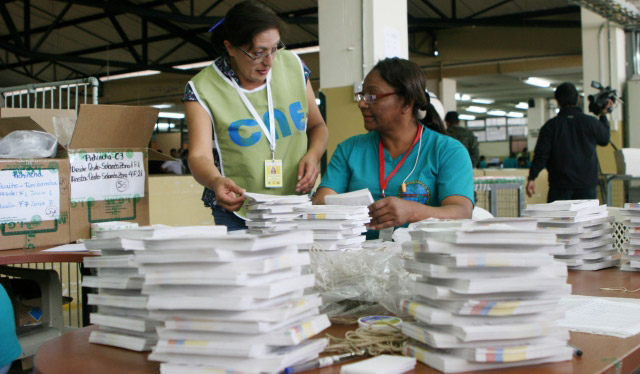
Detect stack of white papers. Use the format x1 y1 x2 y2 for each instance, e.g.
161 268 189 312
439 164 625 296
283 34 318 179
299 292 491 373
340 354 416 374
141 229 330 374
243 192 311 234
400 221 572 373
524 200 618 270
82 225 223 351
620 203 640 271
293 205 370 251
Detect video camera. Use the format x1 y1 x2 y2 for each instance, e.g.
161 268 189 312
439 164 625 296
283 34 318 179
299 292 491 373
587 81 617 115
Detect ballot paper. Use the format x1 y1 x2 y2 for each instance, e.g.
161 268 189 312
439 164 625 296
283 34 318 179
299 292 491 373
558 295 640 337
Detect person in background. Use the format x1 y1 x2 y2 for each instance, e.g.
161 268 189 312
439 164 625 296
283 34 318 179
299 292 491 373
503 152 518 168
444 111 479 168
184 0 328 229
526 82 611 202
0 285 21 374
477 155 487 168
517 156 530 169
312 58 474 238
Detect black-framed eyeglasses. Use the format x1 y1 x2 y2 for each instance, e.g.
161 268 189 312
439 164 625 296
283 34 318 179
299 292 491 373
354 91 397 104
237 41 286 62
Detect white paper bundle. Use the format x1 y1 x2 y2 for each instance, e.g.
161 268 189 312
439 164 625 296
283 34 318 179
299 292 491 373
523 200 619 270
400 220 572 372
141 228 331 373
294 205 370 251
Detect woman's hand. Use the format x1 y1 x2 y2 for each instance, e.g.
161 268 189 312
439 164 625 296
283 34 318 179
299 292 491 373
367 197 415 230
212 177 246 211
296 152 320 193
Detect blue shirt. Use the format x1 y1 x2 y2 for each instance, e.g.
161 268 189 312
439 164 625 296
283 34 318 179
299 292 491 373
319 126 474 228
0 285 21 368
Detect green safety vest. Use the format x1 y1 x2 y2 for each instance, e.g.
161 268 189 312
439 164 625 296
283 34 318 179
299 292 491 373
190 50 309 217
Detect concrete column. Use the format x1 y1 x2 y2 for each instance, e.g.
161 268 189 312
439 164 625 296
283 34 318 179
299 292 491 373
527 97 547 150
581 8 626 205
581 8 625 131
439 78 457 113
318 0 408 158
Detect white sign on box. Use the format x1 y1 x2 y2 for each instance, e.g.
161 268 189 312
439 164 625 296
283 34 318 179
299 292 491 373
69 151 145 202
0 168 61 223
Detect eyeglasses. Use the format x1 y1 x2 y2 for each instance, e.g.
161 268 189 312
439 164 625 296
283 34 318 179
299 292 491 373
237 41 286 62
354 91 397 104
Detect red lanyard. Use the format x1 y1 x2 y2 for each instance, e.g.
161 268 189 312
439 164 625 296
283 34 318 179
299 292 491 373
378 126 423 198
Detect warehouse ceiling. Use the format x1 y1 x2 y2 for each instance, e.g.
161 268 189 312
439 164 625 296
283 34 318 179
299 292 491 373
0 0 586 113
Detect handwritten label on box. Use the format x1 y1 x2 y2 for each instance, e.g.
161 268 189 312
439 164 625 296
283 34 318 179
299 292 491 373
69 151 145 202
0 168 61 223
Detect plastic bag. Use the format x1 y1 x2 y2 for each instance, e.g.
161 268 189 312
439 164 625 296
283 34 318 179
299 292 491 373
0 130 58 158
309 242 414 322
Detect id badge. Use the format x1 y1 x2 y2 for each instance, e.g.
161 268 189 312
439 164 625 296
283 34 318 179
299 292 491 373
265 159 283 188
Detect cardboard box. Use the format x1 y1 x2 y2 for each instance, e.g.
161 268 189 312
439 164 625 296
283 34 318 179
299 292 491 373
0 104 159 247
615 149 640 177
0 113 71 250
67 104 159 241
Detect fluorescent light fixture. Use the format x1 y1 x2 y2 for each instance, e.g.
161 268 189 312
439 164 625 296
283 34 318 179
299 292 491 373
459 114 476 120
159 112 185 119
507 111 525 118
515 102 529 109
471 98 494 104
455 93 471 101
156 122 170 131
290 46 320 54
173 60 214 70
152 104 174 109
488 110 507 116
524 77 551 88
99 70 160 82
466 106 487 113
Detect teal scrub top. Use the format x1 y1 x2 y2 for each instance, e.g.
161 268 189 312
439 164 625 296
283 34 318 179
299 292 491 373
319 126 474 237
0 285 22 368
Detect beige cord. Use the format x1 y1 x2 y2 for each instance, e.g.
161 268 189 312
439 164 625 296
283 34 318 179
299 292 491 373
323 327 407 356
599 286 640 293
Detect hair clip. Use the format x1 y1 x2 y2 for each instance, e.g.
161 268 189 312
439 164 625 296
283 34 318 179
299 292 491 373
208 17 225 32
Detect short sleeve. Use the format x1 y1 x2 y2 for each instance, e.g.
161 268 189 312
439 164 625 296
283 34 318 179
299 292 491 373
318 142 350 194
182 83 198 102
436 140 475 205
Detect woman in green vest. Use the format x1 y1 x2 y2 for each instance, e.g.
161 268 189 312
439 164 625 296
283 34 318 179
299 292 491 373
184 1 328 230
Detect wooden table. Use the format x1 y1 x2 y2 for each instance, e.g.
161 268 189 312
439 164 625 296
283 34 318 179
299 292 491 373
0 246 96 265
34 269 640 374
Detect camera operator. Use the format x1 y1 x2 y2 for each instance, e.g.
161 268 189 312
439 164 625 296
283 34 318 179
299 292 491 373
526 82 612 202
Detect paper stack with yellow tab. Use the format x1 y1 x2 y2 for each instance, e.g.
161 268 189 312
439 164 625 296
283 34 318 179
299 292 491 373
523 199 617 270
400 220 572 373
293 205 370 251
82 225 226 351
139 229 330 374
621 203 640 271
243 192 311 234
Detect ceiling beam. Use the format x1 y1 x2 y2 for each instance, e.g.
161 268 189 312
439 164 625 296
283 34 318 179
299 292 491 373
0 0 168 43
33 3 72 52
409 17 580 30
108 14 142 63
420 0 447 19
0 2 25 49
466 0 515 19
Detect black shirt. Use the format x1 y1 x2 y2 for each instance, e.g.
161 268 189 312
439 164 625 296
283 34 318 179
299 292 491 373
528 106 610 188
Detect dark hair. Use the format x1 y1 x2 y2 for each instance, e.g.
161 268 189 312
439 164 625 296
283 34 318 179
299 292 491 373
444 111 459 125
554 82 578 107
371 57 446 134
210 1 285 57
